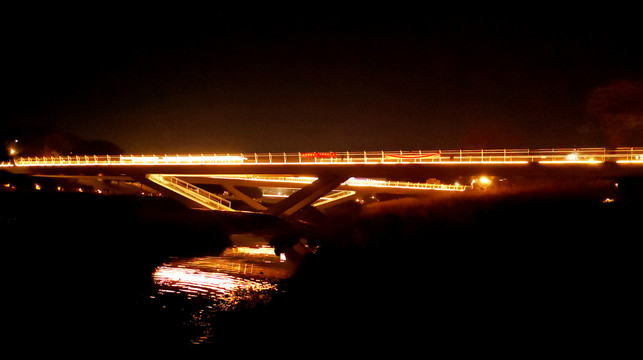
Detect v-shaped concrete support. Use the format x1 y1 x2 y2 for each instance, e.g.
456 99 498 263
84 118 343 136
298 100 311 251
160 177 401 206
268 175 349 217
219 182 268 211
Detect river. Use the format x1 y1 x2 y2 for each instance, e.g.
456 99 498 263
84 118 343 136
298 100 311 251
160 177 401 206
148 233 295 347
3 230 296 353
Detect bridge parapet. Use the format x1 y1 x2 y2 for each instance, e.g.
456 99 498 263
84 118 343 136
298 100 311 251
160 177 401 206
4 147 643 167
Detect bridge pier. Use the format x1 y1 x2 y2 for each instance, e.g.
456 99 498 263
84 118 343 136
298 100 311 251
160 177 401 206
218 182 268 211
267 175 349 217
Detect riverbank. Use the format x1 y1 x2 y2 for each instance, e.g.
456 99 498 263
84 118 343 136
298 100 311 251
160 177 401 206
211 182 641 354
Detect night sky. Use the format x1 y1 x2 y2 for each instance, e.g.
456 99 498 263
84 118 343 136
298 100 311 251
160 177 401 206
2 7 642 155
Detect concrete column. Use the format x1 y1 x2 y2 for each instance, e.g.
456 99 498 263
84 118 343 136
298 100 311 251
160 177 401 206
219 182 268 211
268 175 348 217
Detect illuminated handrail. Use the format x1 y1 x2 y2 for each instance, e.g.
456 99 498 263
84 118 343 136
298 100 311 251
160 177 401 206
146 174 233 211
312 190 356 207
344 178 467 191
9 147 643 167
205 174 320 184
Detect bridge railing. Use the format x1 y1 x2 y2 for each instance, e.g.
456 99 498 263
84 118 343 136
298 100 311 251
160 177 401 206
8 147 643 167
221 148 642 164
146 174 233 211
343 178 468 191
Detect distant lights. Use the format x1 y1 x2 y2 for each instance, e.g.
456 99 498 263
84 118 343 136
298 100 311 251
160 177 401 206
471 176 492 186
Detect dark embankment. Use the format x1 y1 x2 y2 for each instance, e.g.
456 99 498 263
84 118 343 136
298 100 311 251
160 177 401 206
214 181 640 354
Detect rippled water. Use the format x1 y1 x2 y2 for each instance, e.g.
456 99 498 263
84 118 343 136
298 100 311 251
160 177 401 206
149 241 295 346
5 228 296 350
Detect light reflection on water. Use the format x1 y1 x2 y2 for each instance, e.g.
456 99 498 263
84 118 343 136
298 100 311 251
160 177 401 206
153 265 276 306
151 244 294 346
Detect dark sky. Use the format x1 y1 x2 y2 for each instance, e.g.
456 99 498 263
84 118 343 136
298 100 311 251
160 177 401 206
2 7 642 154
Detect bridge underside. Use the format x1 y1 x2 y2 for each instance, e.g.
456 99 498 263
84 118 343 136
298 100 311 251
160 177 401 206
25 170 469 217
140 173 356 216
140 173 459 216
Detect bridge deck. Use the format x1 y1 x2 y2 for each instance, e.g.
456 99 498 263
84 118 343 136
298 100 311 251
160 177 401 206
4 147 643 168
4 148 642 179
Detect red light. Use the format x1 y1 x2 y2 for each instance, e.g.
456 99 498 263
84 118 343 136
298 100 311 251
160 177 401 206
301 152 337 158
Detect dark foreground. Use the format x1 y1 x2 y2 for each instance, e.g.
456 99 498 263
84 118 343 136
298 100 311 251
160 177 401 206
214 180 641 354
1 178 640 355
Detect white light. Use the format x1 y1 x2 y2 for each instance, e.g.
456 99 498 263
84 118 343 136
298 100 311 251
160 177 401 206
565 153 579 161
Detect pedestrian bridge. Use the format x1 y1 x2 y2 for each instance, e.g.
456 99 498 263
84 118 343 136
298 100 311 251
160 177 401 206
3 147 642 216
6 147 643 167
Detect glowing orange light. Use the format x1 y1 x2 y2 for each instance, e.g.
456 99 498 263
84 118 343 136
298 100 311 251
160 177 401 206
479 176 491 185
539 160 603 164
617 160 643 164
234 246 276 256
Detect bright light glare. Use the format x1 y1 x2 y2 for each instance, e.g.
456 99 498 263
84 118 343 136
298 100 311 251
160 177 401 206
479 176 491 184
234 246 276 256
